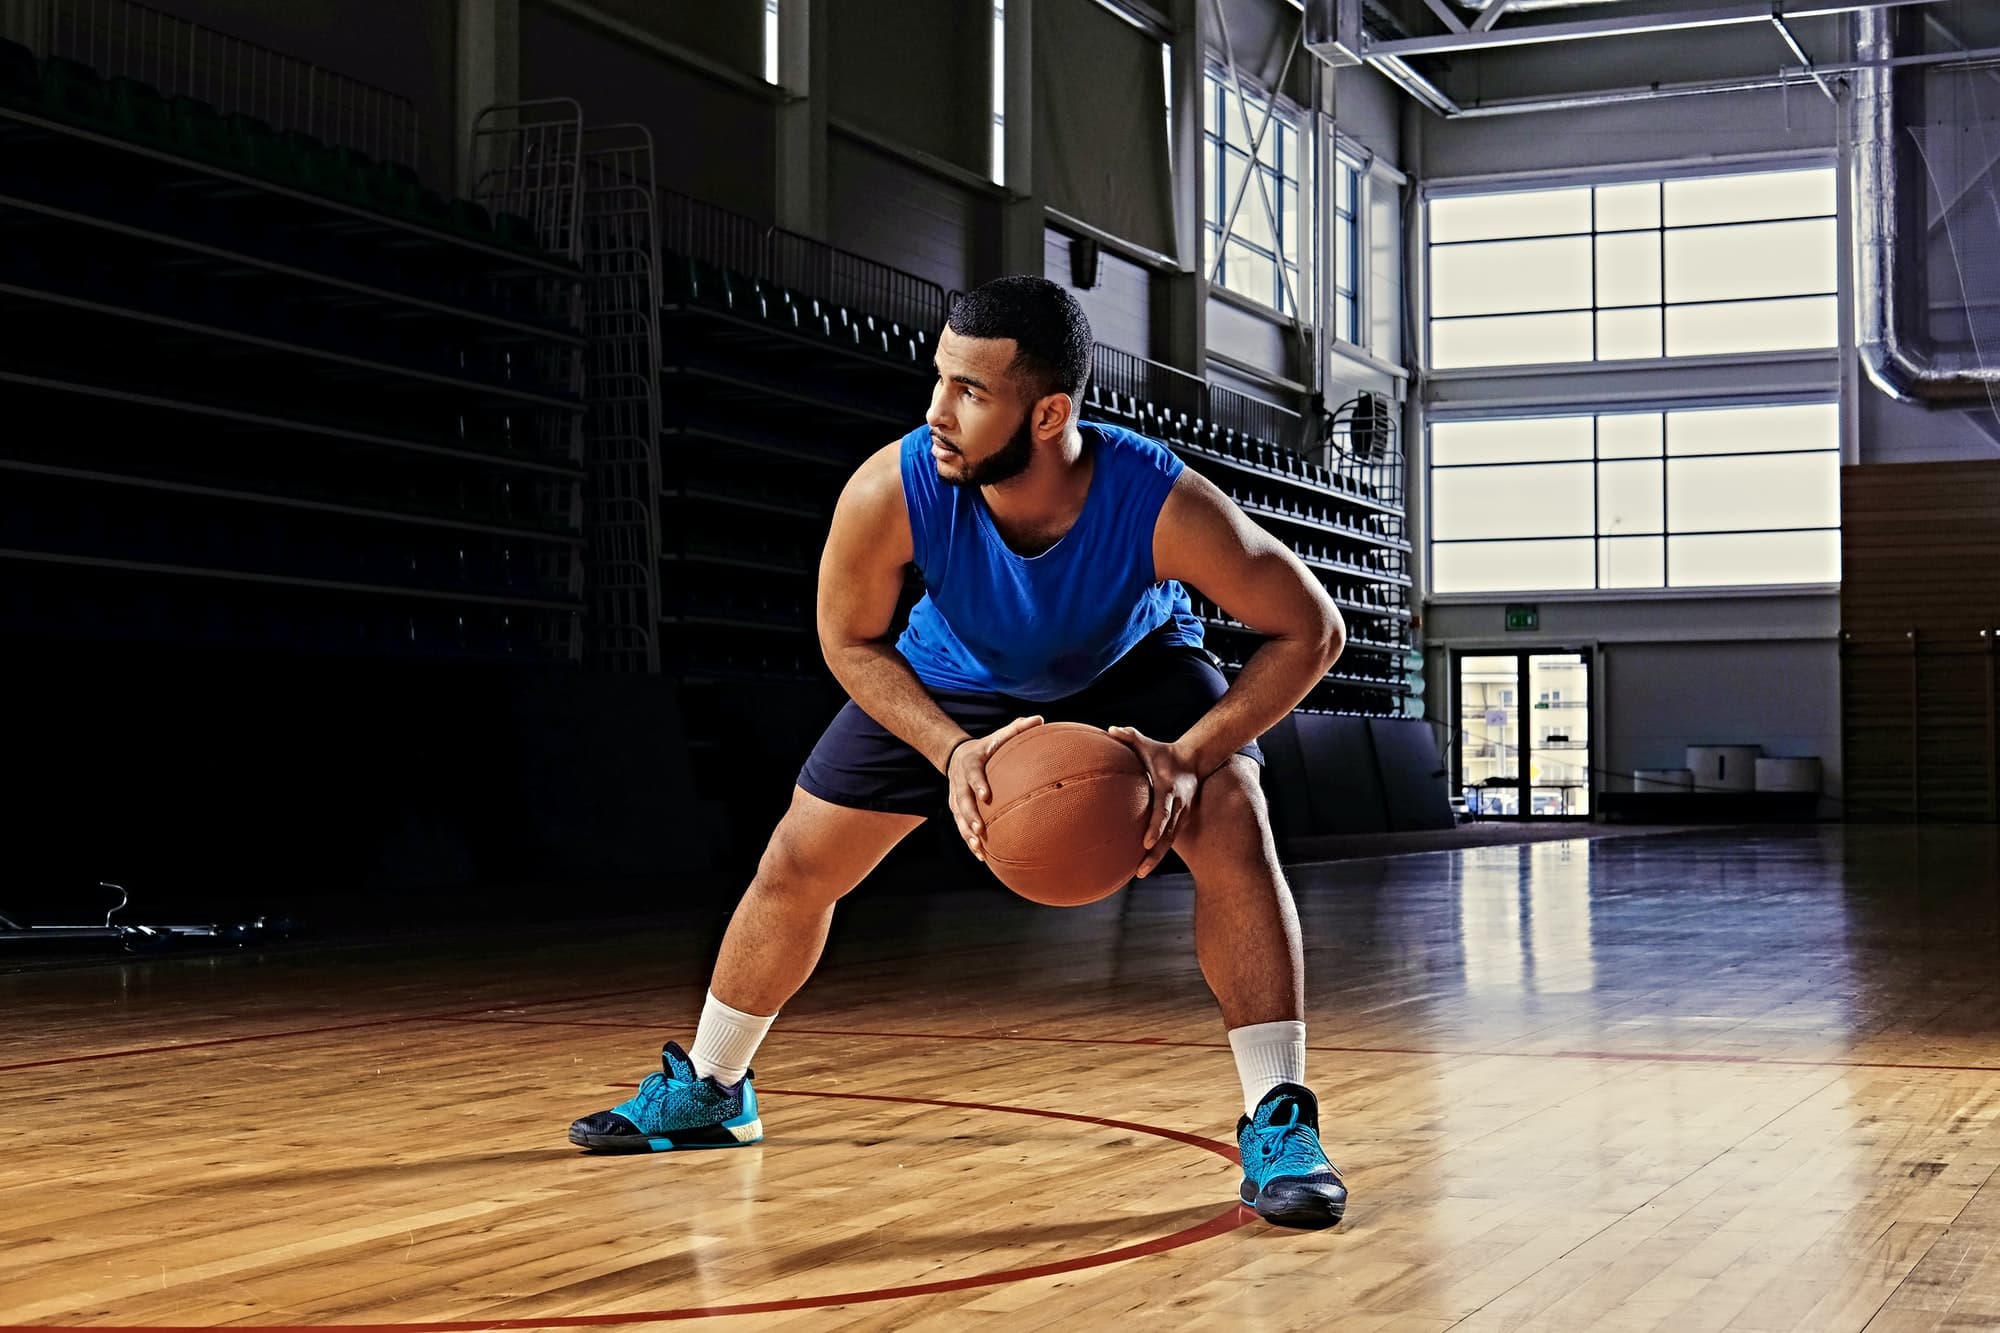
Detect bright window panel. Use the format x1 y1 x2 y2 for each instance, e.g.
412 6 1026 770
1665 218 1836 304
1432 462 1594 540
1668 452 1839 533
1596 232 1663 306
1666 296 1837 355
1431 236 1592 317
1668 530 1839 586
1223 238 1276 298
1369 187 1402 359
1594 181 1661 231
1597 413 1664 458
1336 162 1355 211
1432 312 1593 368
1599 536 1665 588
1233 175 1278 253
1597 459 1664 534
1597 308 1663 360
1430 187 1592 243
1432 416 1593 466
1666 403 1838 455
1433 539 1595 592
1222 151 1251 229
1664 168 1835 227
1335 292 1355 341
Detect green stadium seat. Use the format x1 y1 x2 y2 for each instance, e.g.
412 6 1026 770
105 76 170 145
166 95 229 164
367 160 423 219
40 57 107 126
223 112 283 178
493 211 540 253
447 196 494 239
0 39 40 107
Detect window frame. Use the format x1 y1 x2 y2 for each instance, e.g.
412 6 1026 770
1419 153 1840 377
1201 66 1309 319
1416 153 1844 602
1425 397 1843 600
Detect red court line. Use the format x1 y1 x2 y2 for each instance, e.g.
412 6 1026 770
444 1013 2000 1075
0 1088 1257 1331
0 984 685 1075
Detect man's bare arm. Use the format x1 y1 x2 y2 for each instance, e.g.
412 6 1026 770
817 443 968 773
1153 468 1346 777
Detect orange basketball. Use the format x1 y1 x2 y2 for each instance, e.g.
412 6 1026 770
976 722 1152 907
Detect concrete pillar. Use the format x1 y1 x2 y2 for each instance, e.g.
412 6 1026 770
1157 0 1207 373
455 0 520 197
774 0 828 236
995 0 1042 281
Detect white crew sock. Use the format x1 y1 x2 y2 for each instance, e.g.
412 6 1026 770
688 990 776 1087
1227 1020 1307 1116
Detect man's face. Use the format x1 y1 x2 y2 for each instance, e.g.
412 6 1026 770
925 327 1039 488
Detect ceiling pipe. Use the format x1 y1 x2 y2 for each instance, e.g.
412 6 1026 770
1854 5 2000 405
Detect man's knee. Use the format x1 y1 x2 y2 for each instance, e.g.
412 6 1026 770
1180 757 1275 864
751 788 921 905
753 819 847 904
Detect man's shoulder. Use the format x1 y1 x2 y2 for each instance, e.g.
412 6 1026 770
1089 421 1181 477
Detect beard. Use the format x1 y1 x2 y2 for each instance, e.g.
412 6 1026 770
935 416 1036 489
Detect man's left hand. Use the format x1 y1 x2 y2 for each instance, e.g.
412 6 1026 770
1107 725 1202 879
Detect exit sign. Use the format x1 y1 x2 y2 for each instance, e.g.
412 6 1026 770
1505 605 1539 631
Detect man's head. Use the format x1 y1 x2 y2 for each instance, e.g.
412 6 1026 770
925 275 1093 488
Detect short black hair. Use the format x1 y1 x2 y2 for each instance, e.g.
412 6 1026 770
946 275 1092 404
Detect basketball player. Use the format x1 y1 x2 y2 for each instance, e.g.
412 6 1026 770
570 276 1349 1229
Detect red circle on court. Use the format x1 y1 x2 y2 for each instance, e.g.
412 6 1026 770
14 1087 1258 1331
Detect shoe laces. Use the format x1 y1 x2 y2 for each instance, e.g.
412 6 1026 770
1246 1106 1337 1181
623 1071 670 1120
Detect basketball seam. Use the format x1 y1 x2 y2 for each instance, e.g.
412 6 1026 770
983 769 1148 827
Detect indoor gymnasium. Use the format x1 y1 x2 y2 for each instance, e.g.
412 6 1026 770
5 0 2000 1327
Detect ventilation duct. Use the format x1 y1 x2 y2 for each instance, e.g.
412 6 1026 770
1854 6 2000 406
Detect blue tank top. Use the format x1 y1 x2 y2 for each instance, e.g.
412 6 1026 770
894 421 1205 701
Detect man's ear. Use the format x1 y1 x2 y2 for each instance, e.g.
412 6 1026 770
1034 392 1075 440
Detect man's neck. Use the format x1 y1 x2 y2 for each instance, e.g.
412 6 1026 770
981 425 1090 533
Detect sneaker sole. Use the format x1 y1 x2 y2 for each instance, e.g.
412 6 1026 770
1241 1181 1346 1229
570 1119 764 1153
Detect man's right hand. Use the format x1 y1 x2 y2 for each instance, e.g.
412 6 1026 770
945 715 1046 862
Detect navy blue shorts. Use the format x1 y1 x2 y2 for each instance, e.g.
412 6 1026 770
797 629 1264 816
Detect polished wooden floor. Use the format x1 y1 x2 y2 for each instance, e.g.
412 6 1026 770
5 825 2000 1331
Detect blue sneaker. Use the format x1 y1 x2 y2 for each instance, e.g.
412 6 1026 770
568 1041 763 1153
1236 1083 1347 1228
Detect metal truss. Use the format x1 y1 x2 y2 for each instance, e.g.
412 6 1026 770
1312 0 1949 62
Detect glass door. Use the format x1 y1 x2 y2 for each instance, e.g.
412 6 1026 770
1455 650 1593 818
1457 654 1521 816
1527 651 1591 817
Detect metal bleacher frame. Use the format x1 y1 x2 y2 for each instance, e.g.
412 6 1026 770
0 10 590 948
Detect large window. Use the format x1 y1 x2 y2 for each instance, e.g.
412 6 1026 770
1204 72 1307 317
1429 403 1841 593
991 1 1005 184
1331 155 1360 344
1427 167 1837 370
764 0 780 84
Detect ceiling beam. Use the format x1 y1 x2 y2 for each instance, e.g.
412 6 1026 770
1469 0 1515 35
1356 0 1945 60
